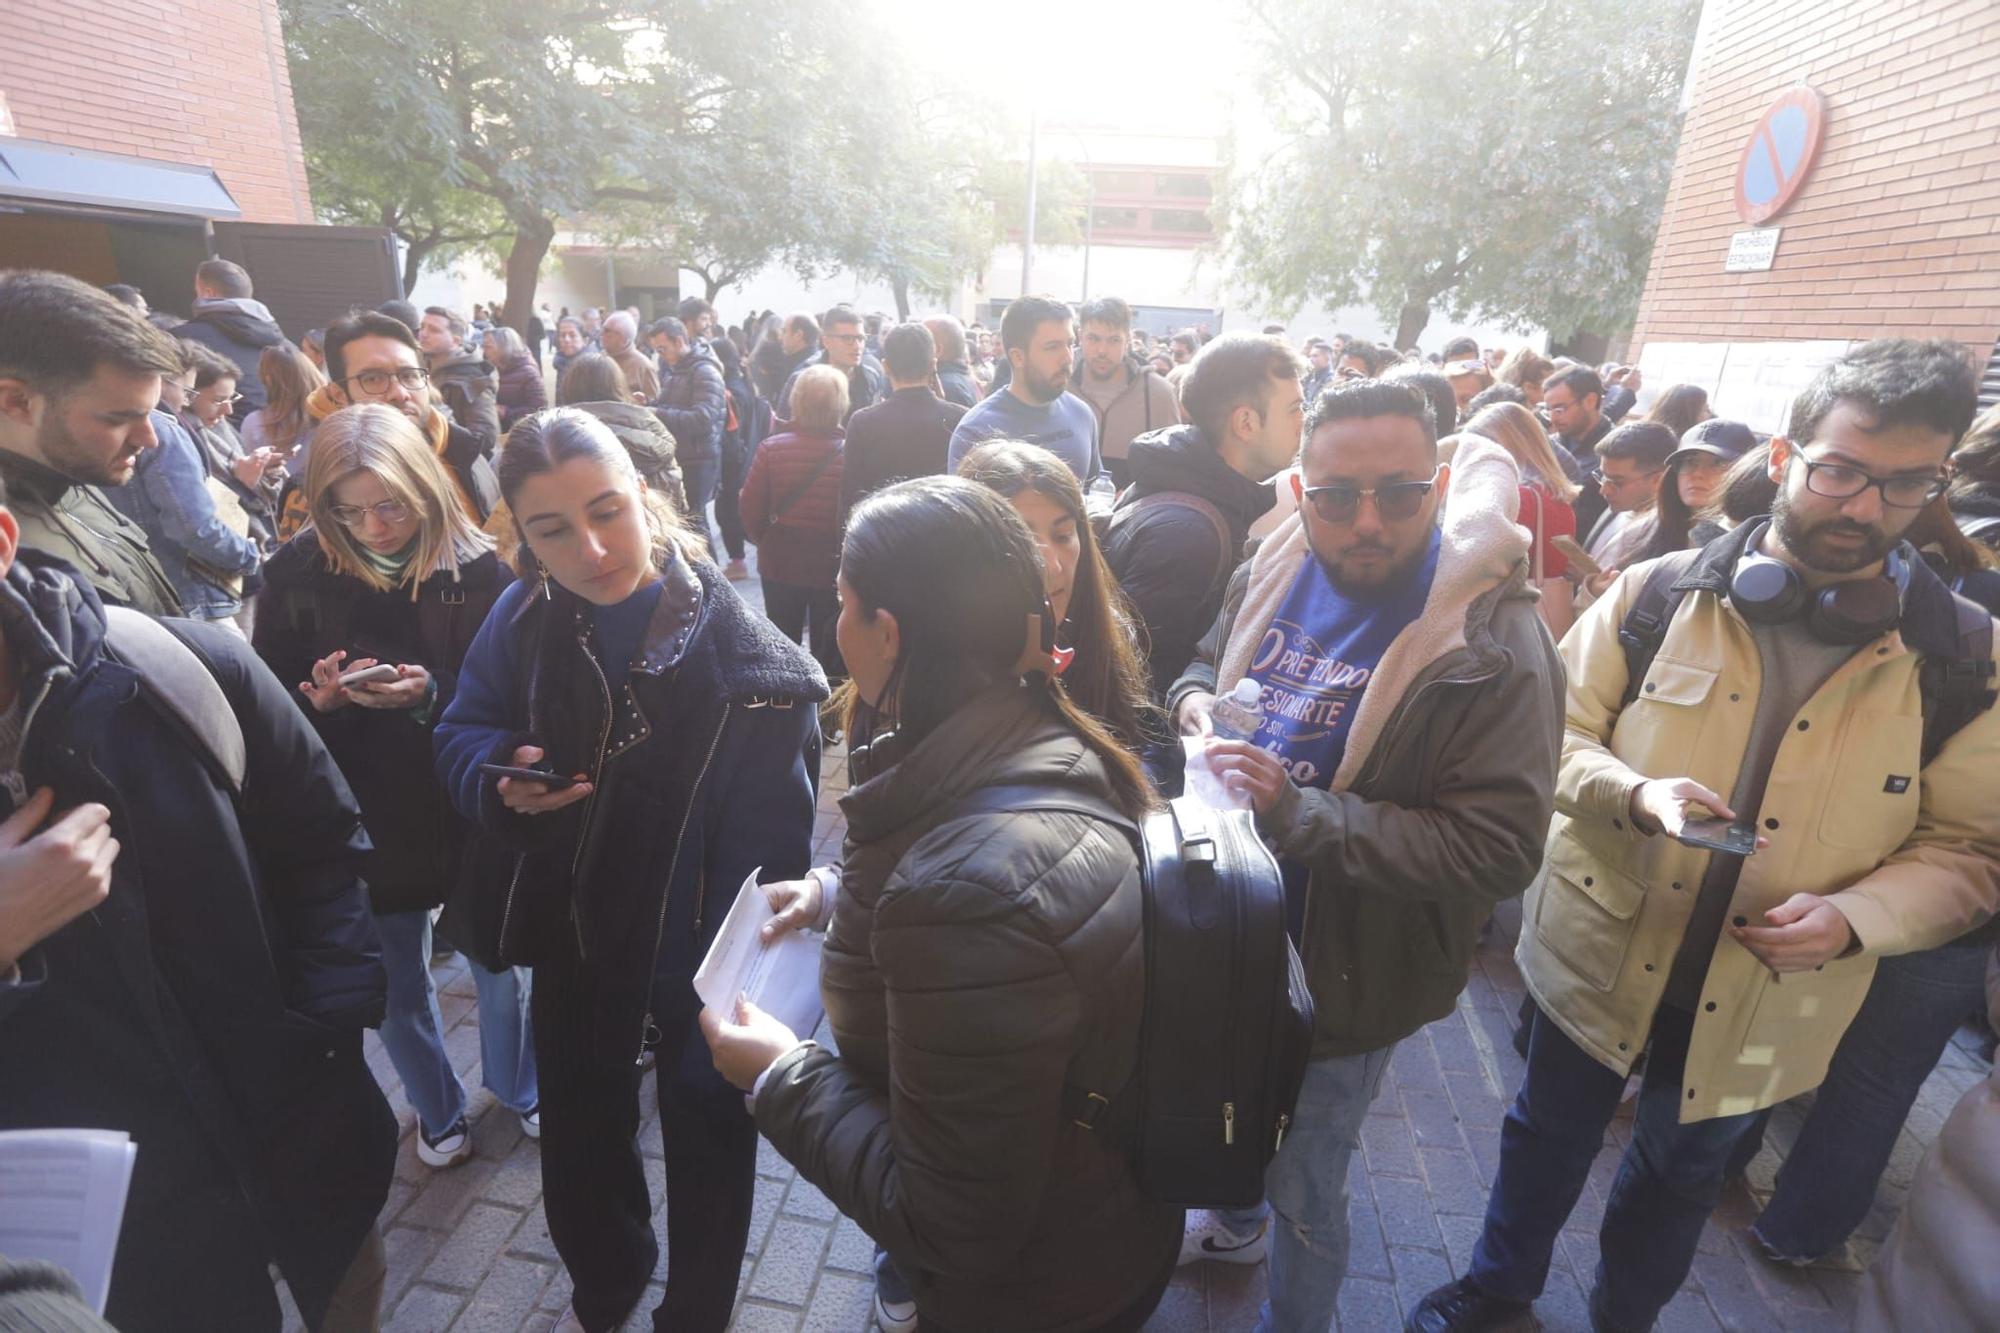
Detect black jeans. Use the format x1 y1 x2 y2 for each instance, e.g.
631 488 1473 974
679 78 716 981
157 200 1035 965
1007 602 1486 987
761 577 843 681
716 438 748 560
534 938 756 1333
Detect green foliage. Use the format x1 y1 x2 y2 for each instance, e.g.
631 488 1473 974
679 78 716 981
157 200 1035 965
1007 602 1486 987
1222 0 1699 344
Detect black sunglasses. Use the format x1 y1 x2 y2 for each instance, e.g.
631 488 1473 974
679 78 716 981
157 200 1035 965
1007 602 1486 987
1300 467 1442 524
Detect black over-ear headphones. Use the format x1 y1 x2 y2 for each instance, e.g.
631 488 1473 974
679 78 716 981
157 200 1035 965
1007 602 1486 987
1729 517 1913 645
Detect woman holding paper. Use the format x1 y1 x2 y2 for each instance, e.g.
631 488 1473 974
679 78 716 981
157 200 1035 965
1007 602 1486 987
702 477 1180 1332
434 408 827 1333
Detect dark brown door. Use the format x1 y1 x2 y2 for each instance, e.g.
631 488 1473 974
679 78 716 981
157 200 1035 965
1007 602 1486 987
212 222 400 339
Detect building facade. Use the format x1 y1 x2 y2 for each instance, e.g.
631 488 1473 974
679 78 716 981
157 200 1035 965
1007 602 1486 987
1630 0 2000 429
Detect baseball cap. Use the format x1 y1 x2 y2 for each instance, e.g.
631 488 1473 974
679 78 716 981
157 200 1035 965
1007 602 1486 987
1668 418 1755 466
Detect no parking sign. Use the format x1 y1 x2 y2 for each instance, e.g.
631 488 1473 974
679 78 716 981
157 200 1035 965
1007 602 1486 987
1733 86 1826 225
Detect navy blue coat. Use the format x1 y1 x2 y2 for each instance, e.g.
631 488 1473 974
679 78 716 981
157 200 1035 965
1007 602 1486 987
434 551 826 1066
0 552 393 1331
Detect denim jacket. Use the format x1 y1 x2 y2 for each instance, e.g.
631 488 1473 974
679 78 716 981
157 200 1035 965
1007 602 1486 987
105 411 260 619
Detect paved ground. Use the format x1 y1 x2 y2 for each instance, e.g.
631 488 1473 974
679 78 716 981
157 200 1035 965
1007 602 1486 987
306 559 1993 1333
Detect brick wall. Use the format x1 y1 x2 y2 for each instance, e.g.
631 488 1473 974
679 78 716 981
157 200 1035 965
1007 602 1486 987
1630 0 2000 358
0 0 311 224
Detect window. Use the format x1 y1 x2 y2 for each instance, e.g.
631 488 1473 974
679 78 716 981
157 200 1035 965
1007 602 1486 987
1155 173 1212 199
1092 206 1141 231
1150 208 1211 234
1092 170 1150 195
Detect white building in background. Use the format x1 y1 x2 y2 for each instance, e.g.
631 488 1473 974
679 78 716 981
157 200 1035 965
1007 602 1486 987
413 123 1533 357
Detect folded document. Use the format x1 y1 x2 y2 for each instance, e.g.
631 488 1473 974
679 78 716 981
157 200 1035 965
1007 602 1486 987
694 867 826 1039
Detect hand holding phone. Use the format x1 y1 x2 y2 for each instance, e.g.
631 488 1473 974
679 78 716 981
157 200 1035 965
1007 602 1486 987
1550 534 1602 578
1673 818 1759 857
338 663 401 687
479 764 581 790
490 745 592 816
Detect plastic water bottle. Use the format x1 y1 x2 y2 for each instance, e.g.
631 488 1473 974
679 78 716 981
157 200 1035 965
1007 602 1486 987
1209 679 1266 742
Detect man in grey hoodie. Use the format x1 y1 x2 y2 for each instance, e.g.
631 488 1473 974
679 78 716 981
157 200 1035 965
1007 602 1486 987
178 259 286 424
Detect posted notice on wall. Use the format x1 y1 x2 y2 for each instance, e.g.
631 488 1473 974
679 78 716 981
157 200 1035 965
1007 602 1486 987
1725 227 1782 272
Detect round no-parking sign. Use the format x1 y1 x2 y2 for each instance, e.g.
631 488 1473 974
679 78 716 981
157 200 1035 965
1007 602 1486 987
1734 86 1826 225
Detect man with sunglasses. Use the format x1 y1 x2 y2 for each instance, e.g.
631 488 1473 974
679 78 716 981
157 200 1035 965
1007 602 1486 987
1167 380 1564 1331
315 312 498 522
1412 339 2000 1333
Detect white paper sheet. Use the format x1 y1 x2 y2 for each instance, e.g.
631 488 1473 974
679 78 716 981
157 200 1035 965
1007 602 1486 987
693 867 826 1039
0 1128 136 1313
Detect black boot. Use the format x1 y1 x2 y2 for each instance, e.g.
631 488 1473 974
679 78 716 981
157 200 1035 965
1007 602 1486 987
1406 1277 1533 1333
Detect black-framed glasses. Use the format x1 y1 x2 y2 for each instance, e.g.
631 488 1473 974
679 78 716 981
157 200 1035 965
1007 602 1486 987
327 499 412 528
1793 453 1946 509
1301 467 1442 524
343 366 431 395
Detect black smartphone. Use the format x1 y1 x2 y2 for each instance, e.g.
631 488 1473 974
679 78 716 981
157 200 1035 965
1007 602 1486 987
1674 818 1758 856
478 763 581 790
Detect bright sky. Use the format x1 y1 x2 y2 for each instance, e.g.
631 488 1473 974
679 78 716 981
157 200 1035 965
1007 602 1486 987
872 0 1244 144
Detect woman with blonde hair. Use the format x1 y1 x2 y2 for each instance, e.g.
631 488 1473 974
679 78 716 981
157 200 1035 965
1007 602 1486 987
741 363 849 677
1460 400 1580 635
254 403 538 1172
1494 347 1555 406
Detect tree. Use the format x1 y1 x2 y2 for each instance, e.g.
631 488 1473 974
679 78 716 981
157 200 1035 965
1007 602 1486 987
281 0 890 331
1222 0 1699 348
304 144 510 296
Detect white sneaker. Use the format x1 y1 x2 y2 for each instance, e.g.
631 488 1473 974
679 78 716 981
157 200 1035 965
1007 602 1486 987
1177 1211 1269 1266
520 1104 541 1140
873 1288 918 1333
416 1116 471 1169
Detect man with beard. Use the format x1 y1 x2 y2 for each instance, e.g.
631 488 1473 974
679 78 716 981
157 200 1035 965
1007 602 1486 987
417 306 502 454
1073 296 1180 491
1168 379 1564 1331
947 295 1101 482
0 270 184 615
777 306 885 424
1411 339 2000 1333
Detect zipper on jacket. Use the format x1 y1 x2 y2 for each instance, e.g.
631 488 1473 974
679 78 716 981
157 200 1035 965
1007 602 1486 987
1274 1112 1289 1151
495 852 526 954
567 625 618 959
634 701 731 1065
1223 1101 1236 1145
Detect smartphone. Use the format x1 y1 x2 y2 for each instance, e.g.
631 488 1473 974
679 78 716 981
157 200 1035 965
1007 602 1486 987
337 663 401 686
478 763 581 790
1550 535 1603 577
1674 818 1758 856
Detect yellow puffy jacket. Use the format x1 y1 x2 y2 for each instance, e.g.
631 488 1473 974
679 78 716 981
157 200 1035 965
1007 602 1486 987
1520 532 2000 1122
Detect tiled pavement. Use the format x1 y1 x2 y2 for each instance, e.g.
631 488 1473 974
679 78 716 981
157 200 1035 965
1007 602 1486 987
306 561 1994 1333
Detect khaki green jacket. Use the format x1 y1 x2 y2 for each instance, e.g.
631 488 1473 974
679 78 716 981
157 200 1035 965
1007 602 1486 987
1521 526 2000 1122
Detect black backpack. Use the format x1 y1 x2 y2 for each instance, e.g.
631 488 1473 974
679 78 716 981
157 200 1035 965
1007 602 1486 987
953 786 1314 1208
1616 551 1997 765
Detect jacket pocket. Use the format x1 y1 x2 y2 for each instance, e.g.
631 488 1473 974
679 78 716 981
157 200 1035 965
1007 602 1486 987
1534 836 1646 992
1816 708 1922 851
1615 655 1719 776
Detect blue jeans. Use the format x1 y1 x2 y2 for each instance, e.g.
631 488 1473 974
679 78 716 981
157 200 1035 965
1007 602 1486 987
681 454 720 560
1470 1003 1758 1330
1217 1044 1396 1333
375 909 538 1137
1749 939 1991 1258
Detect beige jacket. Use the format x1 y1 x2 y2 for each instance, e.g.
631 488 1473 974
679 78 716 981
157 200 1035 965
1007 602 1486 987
1520 531 2000 1122
1852 948 2000 1332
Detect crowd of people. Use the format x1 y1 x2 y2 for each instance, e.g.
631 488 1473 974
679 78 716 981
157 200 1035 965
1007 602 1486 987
0 260 1997 1333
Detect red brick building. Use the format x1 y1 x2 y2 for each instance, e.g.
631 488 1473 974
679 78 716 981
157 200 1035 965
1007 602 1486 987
1630 0 2000 427
0 0 396 330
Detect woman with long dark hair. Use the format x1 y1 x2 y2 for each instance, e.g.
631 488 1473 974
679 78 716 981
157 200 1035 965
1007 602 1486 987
1632 418 1757 563
1948 402 2000 546
255 403 536 1169
435 408 825 1332
703 477 1179 1333
1640 383 1713 441
957 439 1153 750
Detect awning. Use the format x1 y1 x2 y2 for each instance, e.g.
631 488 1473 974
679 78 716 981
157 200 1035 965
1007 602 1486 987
0 136 241 220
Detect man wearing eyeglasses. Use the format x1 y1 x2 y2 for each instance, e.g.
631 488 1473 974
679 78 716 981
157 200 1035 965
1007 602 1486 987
1412 339 2000 1333
315 312 498 523
1166 380 1564 1332
777 306 884 424
1579 420 1678 591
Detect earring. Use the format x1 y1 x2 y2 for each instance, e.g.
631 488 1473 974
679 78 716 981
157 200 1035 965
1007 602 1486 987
538 560 553 600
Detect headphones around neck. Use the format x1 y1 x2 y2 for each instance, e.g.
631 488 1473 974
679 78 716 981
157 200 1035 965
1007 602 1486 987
1729 518 1914 645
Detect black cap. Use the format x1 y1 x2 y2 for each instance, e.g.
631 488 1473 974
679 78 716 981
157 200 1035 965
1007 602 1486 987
1668 418 1755 467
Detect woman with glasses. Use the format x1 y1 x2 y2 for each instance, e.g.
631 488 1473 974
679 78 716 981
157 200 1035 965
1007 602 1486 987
254 403 538 1171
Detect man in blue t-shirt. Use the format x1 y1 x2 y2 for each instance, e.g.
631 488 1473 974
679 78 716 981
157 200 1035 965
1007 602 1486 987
1164 380 1564 1331
946 295 1102 483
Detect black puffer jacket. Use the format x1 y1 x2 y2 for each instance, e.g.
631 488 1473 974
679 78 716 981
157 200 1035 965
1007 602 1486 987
756 681 1180 1332
253 530 513 914
654 342 726 466
1102 424 1275 697
0 552 392 1330
430 353 502 456
180 297 287 421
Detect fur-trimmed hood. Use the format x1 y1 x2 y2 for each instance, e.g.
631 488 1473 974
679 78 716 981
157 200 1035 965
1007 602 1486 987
1215 435 1533 790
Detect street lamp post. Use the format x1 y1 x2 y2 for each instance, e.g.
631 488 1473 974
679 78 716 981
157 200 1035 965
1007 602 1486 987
1022 110 1039 295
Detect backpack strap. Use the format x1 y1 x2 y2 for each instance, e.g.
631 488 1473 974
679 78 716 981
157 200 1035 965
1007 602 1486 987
1108 490 1235 602
1616 551 1702 710
1953 512 2000 545
101 607 247 796
1918 591 1997 767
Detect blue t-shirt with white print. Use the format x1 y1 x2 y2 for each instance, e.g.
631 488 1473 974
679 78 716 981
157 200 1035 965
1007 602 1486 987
1241 530 1440 790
